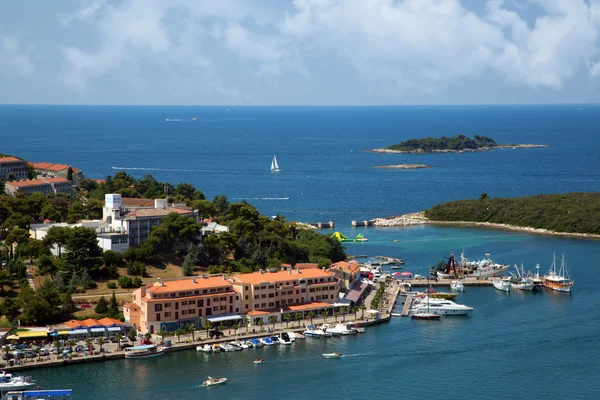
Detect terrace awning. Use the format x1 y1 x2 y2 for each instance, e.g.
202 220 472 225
90 328 106 333
206 314 242 323
108 327 122 332
68 329 89 335
17 331 49 338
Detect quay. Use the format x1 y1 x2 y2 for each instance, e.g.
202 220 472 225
400 295 413 316
310 220 335 229
352 220 374 227
404 277 493 287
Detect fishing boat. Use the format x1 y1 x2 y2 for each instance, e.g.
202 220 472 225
270 154 281 173
0 372 35 391
510 264 534 291
322 352 342 359
450 280 464 292
202 377 227 387
543 253 574 293
436 251 510 279
123 344 165 359
492 277 511 292
530 264 545 290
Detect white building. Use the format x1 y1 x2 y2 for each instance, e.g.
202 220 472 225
30 221 128 254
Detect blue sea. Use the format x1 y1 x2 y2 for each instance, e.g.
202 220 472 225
1 105 600 399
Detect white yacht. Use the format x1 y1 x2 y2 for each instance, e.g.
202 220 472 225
0 372 35 391
303 325 332 338
279 332 293 344
413 297 473 316
492 277 511 292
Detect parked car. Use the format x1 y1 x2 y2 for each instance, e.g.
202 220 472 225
11 350 24 359
120 343 133 349
39 348 50 356
25 351 37 358
6 344 16 351
51 347 60 354
62 348 72 354
2 353 14 360
119 337 129 343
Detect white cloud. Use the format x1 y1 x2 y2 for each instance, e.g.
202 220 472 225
0 33 34 78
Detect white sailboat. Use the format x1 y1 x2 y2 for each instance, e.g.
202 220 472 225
270 154 282 173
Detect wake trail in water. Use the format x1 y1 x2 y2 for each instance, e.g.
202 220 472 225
113 166 237 173
231 197 290 201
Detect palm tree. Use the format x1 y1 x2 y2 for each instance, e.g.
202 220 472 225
202 320 213 339
352 306 358 320
269 316 277 331
84 338 93 353
144 332 152 342
232 324 239 338
307 311 316 325
127 329 137 345
295 312 303 328
320 311 328 323
185 323 195 341
114 334 123 350
283 313 291 328
242 317 250 333
97 337 105 353
158 329 167 344
333 312 339 323
359 304 367 320
53 340 62 355
175 329 183 343
257 319 264 332
67 339 76 352
340 306 347 322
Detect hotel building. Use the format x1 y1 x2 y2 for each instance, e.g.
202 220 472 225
0 157 28 181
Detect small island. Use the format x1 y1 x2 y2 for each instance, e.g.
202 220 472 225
374 164 432 169
369 134 546 154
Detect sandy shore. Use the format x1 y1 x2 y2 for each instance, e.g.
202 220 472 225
372 211 600 239
374 164 432 169
369 144 547 154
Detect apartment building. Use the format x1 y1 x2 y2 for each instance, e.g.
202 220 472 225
4 177 74 196
0 157 28 181
31 162 84 183
125 276 241 334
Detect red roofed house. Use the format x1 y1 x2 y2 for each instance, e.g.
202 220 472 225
4 177 73 196
32 162 84 183
331 260 361 291
0 156 28 181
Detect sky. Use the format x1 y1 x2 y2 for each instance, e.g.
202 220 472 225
1 0 600 105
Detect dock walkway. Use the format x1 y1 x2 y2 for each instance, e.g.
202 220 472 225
401 295 413 316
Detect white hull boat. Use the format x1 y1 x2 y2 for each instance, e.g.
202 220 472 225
0 373 35 391
543 253 574 293
413 298 473 316
270 154 282 173
450 280 464 292
511 282 534 291
202 377 227 387
124 344 165 359
492 278 511 292
197 344 212 352
322 352 342 359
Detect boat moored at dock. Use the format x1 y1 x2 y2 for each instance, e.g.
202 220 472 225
492 277 511 292
543 253 574 293
123 344 165 359
0 372 35 391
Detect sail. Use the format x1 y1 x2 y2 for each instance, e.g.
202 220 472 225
271 155 280 171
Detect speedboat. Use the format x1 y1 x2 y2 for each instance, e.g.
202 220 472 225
303 325 332 338
279 332 293 345
286 332 297 342
269 336 281 345
202 377 227 387
450 280 464 292
228 342 242 351
322 352 342 359
251 338 264 348
253 358 265 364
0 372 35 390
261 337 274 346
321 324 341 336
239 340 251 349
197 344 212 352
492 277 511 292
212 344 222 352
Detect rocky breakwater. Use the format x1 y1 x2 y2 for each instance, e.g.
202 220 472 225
372 212 430 227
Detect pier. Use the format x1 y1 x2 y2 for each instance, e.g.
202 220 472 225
351 220 375 227
309 220 334 229
400 295 413 316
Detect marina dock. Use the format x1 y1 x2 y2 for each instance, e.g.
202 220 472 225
401 295 413 316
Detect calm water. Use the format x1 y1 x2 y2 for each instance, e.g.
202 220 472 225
1 105 599 399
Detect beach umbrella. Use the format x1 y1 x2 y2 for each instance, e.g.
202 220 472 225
400 272 413 277
392 272 402 277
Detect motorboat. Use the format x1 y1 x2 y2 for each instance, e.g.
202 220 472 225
261 337 274 346
322 352 342 359
269 336 281 345
220 343 233 352
303 325 332 338
0 372 35 391
202 377 227 387
253 358 265 364
239 340 251 349
286 332 298 342
492 277 511 292
450 280 464 292
413 298 473 316
321 324 341 336
250 338 264 348
212 344 223 352
197 344 212 352
543 253 574 293
124 344 165 359
2 389 73 399
510 264 534 291
228 342 243 351
279 332 293 345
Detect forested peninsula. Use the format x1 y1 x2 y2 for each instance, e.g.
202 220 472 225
424 192 600 236
370 134 546 154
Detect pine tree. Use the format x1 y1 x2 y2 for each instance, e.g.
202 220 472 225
94 296 108 314
108 292 119 318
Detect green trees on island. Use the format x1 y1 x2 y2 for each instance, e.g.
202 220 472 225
425 192 600 235
387 134 497 152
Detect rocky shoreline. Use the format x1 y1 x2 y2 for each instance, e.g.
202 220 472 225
374 164 432 169
371 212 600 239
369 144 547 154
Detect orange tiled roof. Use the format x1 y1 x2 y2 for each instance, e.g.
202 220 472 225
80 318 101 327
145 276 232 294
46 164 69 172
121 198 155 208
44 177 70 184
233 268 335 285
123 302 137 309
72 167 80 173
32 162 54 169
285 302 332 311
331 260 360 275
0 157 21 163
247 310 273 316
98 317 124 326
281 263 319 270
6 179 50 188
65 320 84 329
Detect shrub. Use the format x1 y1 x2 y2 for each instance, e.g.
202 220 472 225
132 277 143 287
107 282 117 289
87 281 98 289
103 250 123 266
117 276 134 289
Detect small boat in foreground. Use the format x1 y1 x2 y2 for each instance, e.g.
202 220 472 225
124 344 165 359
322 352 342 359
0 372 36 391
197 344 212 352
202 377 227 387
253 358 265 364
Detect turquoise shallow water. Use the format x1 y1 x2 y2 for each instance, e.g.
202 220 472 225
1 105 600 399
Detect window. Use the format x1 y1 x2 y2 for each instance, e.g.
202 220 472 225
155 304 162 311
165 312 171 318
268 293 274 298
190 300 196 304
198 299 204 307
245 295 248 300
165 303 171 308
261 294 266 299
182 301 188 306
229 297 233 304
268 302 274 307
254 295 259 300
206 299 210 306
156 313 161 321
245 305 249 309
